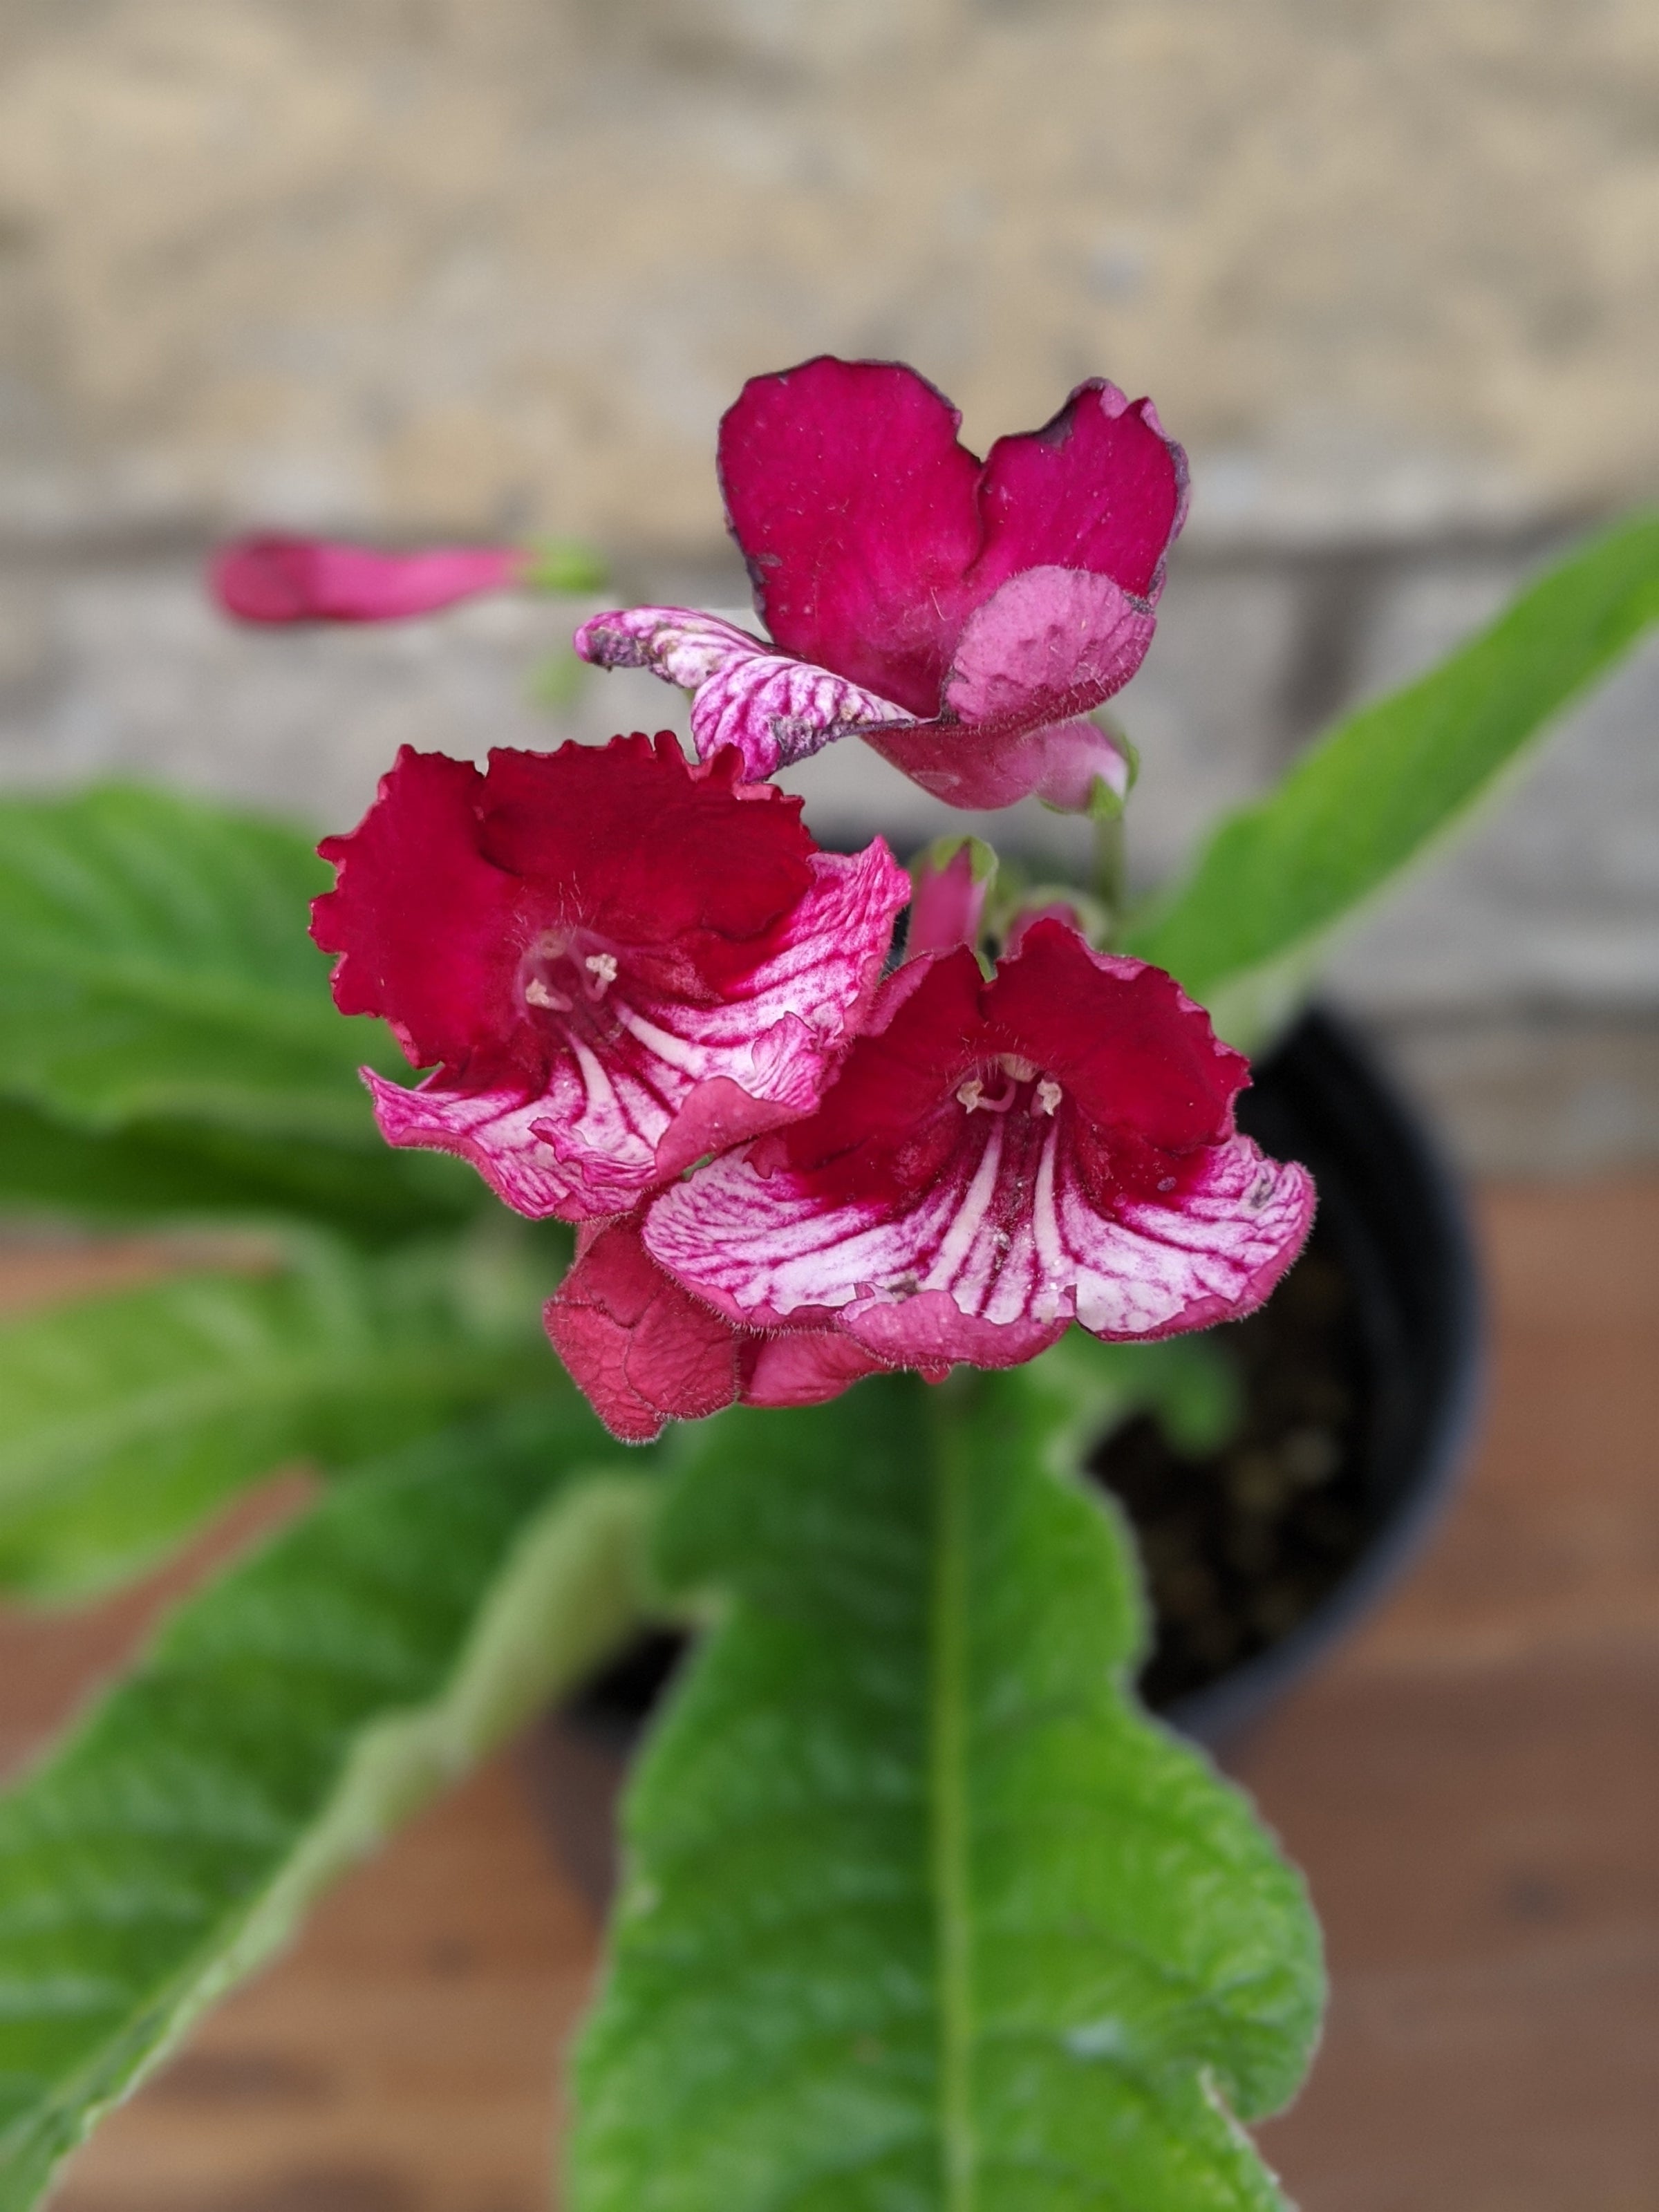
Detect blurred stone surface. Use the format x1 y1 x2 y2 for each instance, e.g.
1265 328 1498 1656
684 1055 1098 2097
0 0 1654 1171
0 0 1656 543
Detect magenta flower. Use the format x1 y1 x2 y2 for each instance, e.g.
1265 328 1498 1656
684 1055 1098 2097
639 919 1313 1372
544 1219 901 1444
311 734 910 1221
213 534 525 624
577 356 1186 812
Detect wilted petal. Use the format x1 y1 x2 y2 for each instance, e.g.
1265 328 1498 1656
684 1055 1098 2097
689 651 909 777
574 606 767 691
213 535 523 624
576 603 910 780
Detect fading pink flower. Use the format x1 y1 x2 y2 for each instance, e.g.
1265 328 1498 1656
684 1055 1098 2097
213 534 525 624
544 1219 901 1444
312 733 910 1221
642 919 1313 1371
577 356 1186 812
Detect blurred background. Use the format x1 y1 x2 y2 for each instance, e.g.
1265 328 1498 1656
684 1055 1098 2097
1 10 1658 2212
1 0 1657 1172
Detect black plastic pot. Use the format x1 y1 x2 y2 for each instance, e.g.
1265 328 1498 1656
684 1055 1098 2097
1162 1006 1484 1742
523 1007 1484 1897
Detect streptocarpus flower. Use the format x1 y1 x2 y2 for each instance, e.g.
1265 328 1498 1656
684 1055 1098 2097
311 733 910 1221
544 1219 906 1444
577 355 1186 812
213 534 527 624
641 919 1313 1370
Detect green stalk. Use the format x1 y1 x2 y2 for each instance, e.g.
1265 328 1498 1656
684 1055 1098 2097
928 1379 978 2212
1094 807 1127 944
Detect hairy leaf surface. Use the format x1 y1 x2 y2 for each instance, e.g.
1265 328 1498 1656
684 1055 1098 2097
571 1369 1322 2212
0 785 403 1141
0 1404 656 2212
1125 512 1659 1043
0 1094 480 1243
0 1243 559 1601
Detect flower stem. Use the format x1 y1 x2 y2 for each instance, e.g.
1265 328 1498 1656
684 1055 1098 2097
928 1378 978 2212
1094 808 1126 944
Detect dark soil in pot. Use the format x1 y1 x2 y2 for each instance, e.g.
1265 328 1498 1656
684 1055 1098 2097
523 1009 1484 1901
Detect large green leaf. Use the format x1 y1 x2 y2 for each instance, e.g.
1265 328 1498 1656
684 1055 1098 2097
1125 512 1659 1042
0 1094 480 1244
0 1239 561 1602
0 1402 657 2212
0 784 404 1142
571 1369 1322 2211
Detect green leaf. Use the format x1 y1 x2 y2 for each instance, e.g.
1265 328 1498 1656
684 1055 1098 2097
571 1369 1322 2211
1125 512 1659 1042
0 1094 481 1244
0 784 406 1143
0 1403 657 2212
0 1239 560 1602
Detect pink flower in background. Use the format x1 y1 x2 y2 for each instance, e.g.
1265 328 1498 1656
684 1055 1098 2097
642 919 1313 1374
577 355 1186 812
311 733 910 1221
212 534 525 624
903 837 995 959
543 1220 903 1444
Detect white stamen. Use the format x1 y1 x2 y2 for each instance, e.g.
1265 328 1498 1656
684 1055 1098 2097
524 977 572 1012
956 1078 985 1112
584 951 619 996
998 1052 1038 1083
1035 1078 1063 1116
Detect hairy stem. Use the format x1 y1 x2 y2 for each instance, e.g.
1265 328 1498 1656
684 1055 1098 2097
1094 807 1126 942
928 1381 977 2212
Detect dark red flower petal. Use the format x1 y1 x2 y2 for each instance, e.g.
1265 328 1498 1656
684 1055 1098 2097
968 383 1188 605
545 1219 894 1441
313 733 909 1221
715 357 1186 722
718 358 984 716
312 734 818 1084
544 1221 742 1444
983 919 1248 1152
